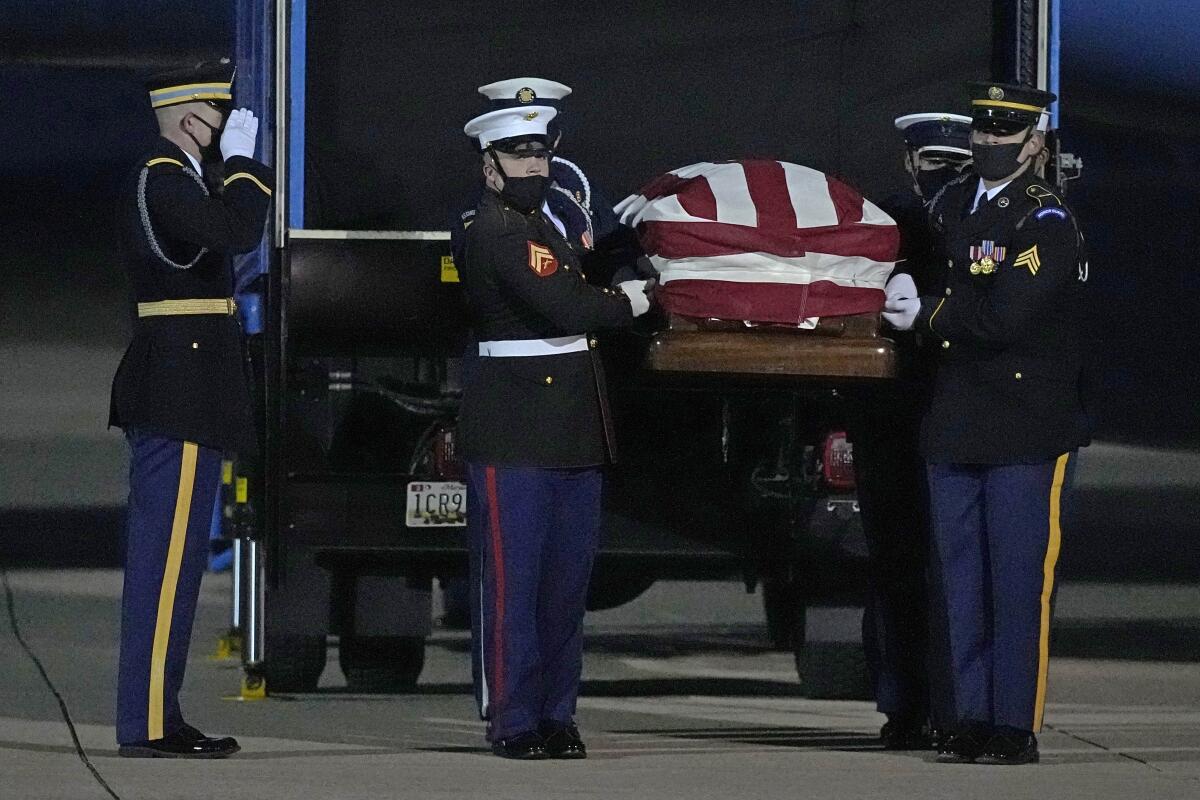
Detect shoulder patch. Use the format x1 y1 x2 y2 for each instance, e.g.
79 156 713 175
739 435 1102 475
527 241 559 277
1034 206 1068 222
1025 184 1061 208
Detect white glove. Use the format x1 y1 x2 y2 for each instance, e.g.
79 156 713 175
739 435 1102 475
220 108 258 161
618 279 652 318
882 296 920 331
885 272 918 303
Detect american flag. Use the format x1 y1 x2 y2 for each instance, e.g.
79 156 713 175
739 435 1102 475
615 160 899 326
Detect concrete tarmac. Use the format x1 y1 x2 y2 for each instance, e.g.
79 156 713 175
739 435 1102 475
1 571 1198 800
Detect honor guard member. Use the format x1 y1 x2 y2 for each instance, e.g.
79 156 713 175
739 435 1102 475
452 78 646 283
108 60 272 758
883 82 1089 766
459 103 652 759
855 112 974 749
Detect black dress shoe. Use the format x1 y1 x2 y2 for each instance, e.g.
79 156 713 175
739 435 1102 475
880 716 934 751
119 728 241 759
935 722 991 764
491 731 547 760
540 722 587 759
976 728 1039 765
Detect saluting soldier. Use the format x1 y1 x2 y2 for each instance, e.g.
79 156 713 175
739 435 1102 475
109 60 272 758
856 112 974 749
883 82 1089 765
458 104 652 759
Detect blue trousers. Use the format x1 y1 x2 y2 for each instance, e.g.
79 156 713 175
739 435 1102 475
927 453 1076 733
466 464 602 740
116 433 222 744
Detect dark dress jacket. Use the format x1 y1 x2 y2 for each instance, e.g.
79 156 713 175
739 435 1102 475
458 190 636 468
915 171 1091 464
109 137 273 453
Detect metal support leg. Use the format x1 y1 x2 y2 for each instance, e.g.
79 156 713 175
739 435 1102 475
240 538 267 698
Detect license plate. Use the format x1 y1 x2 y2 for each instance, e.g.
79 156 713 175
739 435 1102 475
406 481 467 527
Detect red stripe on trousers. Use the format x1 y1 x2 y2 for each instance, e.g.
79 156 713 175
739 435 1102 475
661 279 885 323
485 467 506 706
742 160 798 230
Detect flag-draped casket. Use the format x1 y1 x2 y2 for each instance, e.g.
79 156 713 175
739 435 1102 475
616 160 899 327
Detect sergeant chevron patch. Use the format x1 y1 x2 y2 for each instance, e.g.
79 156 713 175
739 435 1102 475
1014 245 1041 275
527 241 558 276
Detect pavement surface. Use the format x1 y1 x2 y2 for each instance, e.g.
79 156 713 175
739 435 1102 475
1 570 1198 800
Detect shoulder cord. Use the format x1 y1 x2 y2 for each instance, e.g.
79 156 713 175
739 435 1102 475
549 183 594 248
137 165 209 269
552 156 592 211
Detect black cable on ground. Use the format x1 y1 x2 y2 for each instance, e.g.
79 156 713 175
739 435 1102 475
2 567 123 800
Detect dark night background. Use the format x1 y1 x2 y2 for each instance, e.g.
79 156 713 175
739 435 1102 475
1 2 1198 572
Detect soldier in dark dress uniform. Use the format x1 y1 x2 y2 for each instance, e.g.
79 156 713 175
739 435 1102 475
884 82 1090 766
109 60 273 758
458 105 653 759
855 112 973 749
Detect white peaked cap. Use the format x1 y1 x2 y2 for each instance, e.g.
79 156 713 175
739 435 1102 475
478 78 572 103
463 106 558 149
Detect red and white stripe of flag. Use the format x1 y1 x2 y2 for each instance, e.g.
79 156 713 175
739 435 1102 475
616 160 899 325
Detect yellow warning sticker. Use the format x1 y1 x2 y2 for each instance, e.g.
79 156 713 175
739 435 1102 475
441 255 460 283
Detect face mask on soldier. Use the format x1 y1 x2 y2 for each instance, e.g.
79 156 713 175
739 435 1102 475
970 130 1034 182
488 148 551 213
915 165 958 200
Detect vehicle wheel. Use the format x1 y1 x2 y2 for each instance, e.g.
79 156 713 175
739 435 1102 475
264 634 327 693
585 571 655 611
761 578 806 651
339 635 426 692
794 640 872 700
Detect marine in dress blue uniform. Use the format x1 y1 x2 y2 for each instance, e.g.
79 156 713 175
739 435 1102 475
108 60 273 758
458 105 652 759
883 82 1090 766
855 112 974 749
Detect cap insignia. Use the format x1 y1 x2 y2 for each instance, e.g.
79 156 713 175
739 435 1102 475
516 87 536 103
988 86 1005 101
524 111 539 120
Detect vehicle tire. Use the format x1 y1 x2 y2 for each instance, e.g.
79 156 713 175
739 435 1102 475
339 635 426 692
794 640 872 700
761 578 806 651
264 634 327 693
585 572 656 611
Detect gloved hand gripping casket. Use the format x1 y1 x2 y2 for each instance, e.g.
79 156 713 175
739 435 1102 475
617 160 900 378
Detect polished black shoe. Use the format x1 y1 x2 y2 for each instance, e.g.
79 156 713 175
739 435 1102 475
880 716 934 750
540 721 587 759
976 728 1039 765
119 728 241 759
935 722 991 764
491 731 547 760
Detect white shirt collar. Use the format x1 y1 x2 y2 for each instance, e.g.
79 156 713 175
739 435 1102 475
182 150 203 174
542 200 567 238
971 178 1013 213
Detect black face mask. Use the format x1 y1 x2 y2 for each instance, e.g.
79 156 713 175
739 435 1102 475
915 166 957 200
186 114 225 165
970 140 1029 182
499 174 549 212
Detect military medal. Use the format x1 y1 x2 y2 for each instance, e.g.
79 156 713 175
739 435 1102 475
968 241 1007 275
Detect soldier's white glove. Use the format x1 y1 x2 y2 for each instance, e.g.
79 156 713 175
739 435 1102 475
885 272 918 303
220 108 258 161
618 279 652 318
882 296 920 331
